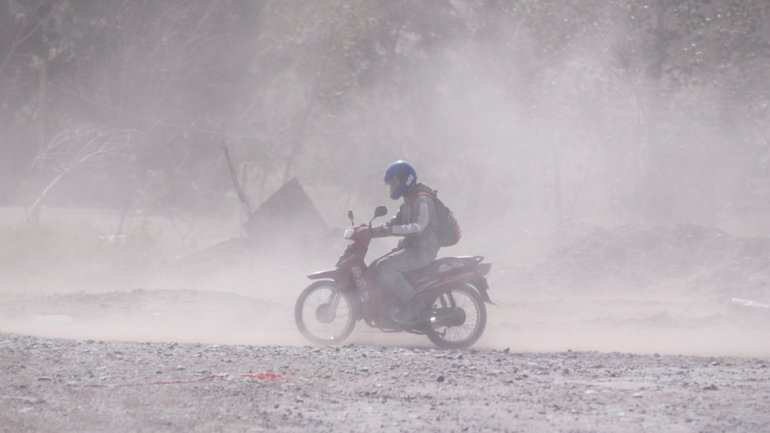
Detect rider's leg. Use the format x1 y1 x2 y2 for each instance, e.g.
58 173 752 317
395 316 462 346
375 248 435 323
376 248 433 302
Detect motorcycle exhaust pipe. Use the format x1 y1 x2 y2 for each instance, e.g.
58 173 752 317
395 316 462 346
430 307 466 327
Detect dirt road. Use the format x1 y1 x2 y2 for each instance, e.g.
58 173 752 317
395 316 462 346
2 333 769 433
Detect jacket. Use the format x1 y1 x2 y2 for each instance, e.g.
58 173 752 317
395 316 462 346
384 183 440 255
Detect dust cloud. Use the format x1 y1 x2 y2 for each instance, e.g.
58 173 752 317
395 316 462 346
1 1 769 356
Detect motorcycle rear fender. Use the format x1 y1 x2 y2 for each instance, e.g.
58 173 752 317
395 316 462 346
473 277 494 304
477 262 492 276
418 264 494 303
432 259 491 286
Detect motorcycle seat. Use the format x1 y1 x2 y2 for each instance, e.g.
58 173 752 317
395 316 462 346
404 256 484 287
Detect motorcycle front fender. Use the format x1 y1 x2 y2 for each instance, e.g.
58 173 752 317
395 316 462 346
307 269 354 290
307 269 344 280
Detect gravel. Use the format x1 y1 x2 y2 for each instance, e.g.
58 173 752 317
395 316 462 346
2 333 769 433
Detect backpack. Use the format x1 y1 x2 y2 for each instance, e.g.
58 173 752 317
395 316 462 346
413 190 461 247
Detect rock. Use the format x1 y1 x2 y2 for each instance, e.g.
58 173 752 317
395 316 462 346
437 375 445 383
703 384 718 391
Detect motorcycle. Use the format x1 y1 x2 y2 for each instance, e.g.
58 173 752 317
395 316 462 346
294 206 493 349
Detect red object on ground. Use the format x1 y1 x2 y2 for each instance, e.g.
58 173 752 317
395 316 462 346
82 371 286 388
240 372 283 380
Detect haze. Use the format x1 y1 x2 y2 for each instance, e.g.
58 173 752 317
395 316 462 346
1 1 769 356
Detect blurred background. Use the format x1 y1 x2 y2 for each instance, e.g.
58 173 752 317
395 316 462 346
1 0 769 352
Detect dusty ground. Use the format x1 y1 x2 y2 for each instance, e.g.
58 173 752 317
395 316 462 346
1 333 769 433
1 286 769 433
2 211 770 431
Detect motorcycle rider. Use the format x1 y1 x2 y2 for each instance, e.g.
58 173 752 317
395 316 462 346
366 160 441 325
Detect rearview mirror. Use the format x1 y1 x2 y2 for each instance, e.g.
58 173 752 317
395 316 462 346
374 206 388 218
368 206 388 228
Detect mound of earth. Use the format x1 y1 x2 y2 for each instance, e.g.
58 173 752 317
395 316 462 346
505 225 770 301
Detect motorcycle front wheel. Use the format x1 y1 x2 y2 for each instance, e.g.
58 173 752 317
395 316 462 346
295 280 357 345
425 284 487 349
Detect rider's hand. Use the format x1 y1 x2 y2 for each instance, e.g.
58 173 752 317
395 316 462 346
371 224 391 237
352 226 373 241
354 226 371 235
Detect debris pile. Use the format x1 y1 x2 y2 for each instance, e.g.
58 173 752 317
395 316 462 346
517 225 770 300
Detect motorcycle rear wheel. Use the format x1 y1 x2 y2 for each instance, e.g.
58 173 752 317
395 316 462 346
425 285 487 349
295 280 357 345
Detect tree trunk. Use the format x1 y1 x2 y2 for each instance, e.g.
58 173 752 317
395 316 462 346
37 59 48 166
282 105 314 184
639 0 672 224
28 59 49 224
551 141 564 249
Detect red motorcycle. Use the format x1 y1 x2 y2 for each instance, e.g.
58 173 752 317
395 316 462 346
295 206 493 349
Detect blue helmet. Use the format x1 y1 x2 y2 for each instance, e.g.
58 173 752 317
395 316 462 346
384 160 417 200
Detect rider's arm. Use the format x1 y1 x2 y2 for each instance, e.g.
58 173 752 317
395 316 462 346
371 210 402 237
391 197 431 236
387 211 402 227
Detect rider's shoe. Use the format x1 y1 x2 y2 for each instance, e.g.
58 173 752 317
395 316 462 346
390 299 429 326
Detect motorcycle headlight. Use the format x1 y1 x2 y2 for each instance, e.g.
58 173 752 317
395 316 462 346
343 228 355 240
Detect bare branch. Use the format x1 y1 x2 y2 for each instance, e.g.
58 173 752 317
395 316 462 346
25 165 70 224
0 0 58 76
16 0 58 47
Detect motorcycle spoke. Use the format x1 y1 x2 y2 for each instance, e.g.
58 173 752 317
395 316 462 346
301 287 352 341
